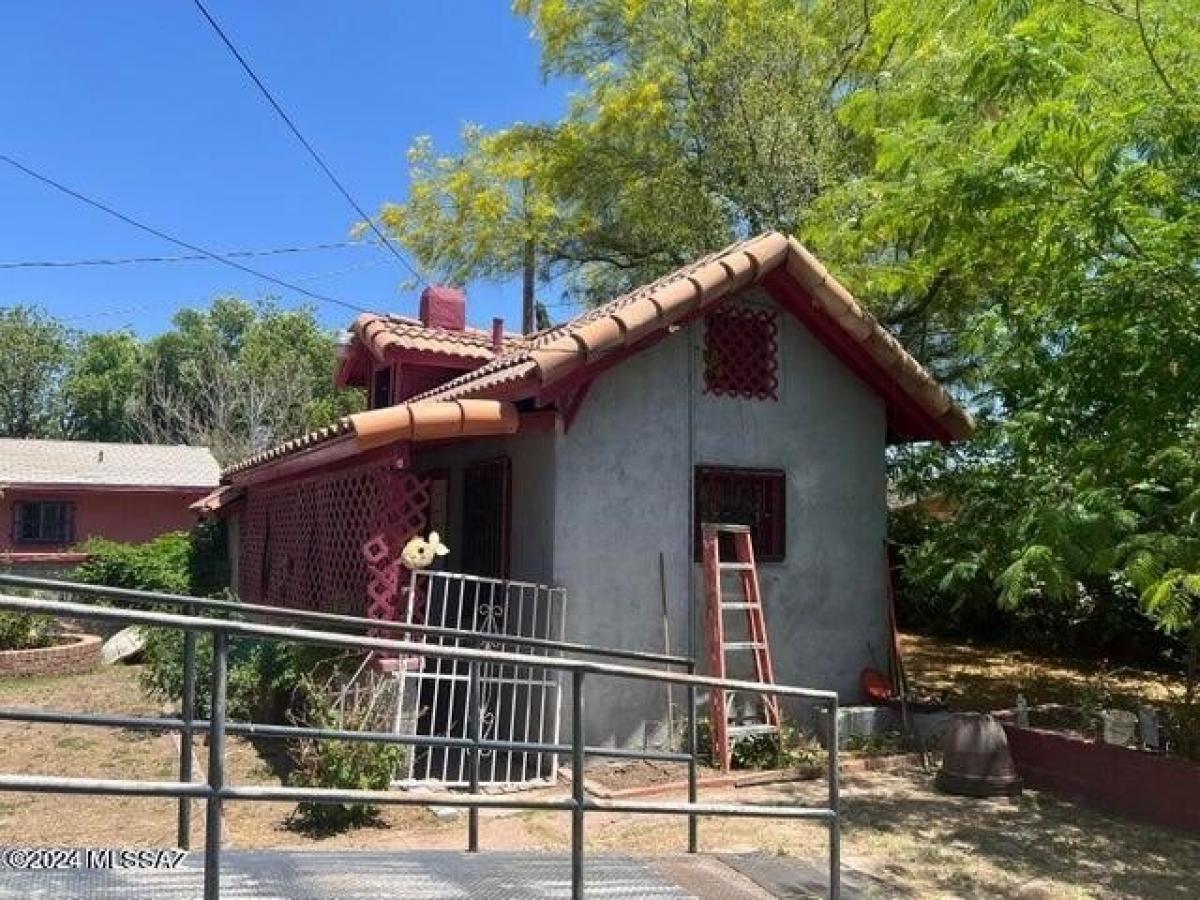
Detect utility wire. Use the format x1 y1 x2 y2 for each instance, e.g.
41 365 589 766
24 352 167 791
0 240 367 270
0 153 374 315
191 0 424 284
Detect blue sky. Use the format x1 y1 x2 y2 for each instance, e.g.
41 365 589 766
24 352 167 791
0 2 569 336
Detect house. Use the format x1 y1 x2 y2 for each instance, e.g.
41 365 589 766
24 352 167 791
1 439 220 572
203 232 972 752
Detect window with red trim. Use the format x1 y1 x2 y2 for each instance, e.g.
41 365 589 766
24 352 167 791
703 307 779 400
12 501 75 545
694 467 786 561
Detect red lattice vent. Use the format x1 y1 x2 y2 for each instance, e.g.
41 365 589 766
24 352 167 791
238 457 429 624
703 306 779 401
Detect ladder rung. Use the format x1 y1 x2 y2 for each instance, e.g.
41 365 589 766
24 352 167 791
718 562 754 571
702 522 752 534
725 641 767 651
720 602 757 610
727 724 779 738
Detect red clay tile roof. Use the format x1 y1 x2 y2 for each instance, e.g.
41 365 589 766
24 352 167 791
351 313 524 363
221 400 519 479
226 233 972 479
409 233 974 443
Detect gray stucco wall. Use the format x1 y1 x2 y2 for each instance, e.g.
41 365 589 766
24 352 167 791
553 287 889 747
412 430 556 586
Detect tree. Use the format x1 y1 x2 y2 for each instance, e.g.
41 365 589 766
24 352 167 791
823 0 1200 674
381 0 864 307
0 305 72 438
64 331 143 442
133 297 360 464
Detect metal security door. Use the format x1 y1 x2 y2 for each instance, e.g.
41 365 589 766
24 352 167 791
395 570 566 788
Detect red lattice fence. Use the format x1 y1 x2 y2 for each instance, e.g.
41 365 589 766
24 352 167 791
703 306 779 401
238 456 429 625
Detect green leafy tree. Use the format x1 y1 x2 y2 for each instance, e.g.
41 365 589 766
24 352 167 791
0 305 72 437
826 0 1199 676
381 0 863 306
64 330 143 441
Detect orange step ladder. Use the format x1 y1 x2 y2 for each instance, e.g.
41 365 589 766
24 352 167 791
701 522 781 771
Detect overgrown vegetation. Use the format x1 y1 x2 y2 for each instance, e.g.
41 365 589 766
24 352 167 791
0 612 56 651
71 531 399 828
288 660 406 832
382 0 1200 700
730 724 825 772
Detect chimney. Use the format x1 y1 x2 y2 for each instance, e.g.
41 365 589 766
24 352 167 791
419 285 466 331
491 317 505 354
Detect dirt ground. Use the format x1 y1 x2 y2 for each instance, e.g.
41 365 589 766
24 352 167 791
900 632 1187 712
2 659 1199 898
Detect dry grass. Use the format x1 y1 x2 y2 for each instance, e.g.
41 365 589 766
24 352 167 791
901 632 1186 712
2 657 1199 898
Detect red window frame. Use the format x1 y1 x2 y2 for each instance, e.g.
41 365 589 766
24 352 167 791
693 467 786 562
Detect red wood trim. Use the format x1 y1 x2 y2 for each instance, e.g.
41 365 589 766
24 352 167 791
518 410 559 433
761 271 955 444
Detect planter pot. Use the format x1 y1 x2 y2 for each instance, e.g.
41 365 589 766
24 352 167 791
1001 722 1200 833
0 633 102 678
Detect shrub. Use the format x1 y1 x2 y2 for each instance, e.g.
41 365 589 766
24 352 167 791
288 659 406 833
731 723 824 771
0 612 55 651
75 532 193 595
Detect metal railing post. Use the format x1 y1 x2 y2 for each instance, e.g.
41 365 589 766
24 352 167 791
177 604 197 849
571 669 585 900
686 661 698 854
204 630 228 900
467 658 481 852
827 696 840 900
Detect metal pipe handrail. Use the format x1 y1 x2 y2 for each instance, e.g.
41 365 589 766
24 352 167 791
0 706 694 765
0 594 836 699
0 590 840 899
0 573 692 669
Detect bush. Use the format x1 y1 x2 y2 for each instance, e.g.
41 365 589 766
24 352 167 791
288 660 406 833
75 532 193 595
730 723 824 771
0 612 55 651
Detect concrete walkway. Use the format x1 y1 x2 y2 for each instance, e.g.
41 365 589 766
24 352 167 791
0 850 852 899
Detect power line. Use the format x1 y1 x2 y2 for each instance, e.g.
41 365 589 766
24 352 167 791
0 153 374 316
0 240 367 270
191 0 425 284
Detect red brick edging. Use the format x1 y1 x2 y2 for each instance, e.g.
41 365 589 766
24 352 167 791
0 634 102 677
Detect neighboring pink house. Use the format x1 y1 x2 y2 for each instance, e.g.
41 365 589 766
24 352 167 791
1 439 219 571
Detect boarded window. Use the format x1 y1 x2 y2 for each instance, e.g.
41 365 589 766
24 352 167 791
12 501 75 545
694 467 785 561
703 306 779 400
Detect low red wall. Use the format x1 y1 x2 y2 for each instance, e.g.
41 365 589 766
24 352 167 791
1002 723 1200 833
0 634 101 678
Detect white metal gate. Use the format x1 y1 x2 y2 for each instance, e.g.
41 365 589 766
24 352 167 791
394 570 567 788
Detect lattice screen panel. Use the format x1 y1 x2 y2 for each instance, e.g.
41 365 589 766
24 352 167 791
703 306 779 401
238 457 429 622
